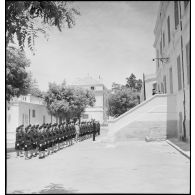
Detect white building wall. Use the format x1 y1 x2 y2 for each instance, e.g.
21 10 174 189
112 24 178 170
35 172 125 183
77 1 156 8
154 1 190 142
7 95 56 149
94 95 103 107
18 102 52 126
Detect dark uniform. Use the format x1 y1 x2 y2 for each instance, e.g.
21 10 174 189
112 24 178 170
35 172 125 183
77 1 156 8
15 125 24 157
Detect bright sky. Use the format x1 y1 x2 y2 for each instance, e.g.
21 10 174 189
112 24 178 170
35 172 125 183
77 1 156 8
25 1 160 91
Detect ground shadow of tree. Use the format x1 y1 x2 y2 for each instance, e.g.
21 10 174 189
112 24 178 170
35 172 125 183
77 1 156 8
38 183 77 194
11 183 78 194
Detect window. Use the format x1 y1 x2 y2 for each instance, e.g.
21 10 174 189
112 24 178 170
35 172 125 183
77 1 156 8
174 1 179 29
32 110 36 118
177 55 182 90
186 42 190 85
91 86 95 90
82 114 88 119
163 32 165 48
169 67 173 94
167 16 171 43
184 1 189 9
163 75 167 93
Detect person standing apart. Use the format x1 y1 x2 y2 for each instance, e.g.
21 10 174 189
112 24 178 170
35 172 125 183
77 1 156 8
75 121 80 142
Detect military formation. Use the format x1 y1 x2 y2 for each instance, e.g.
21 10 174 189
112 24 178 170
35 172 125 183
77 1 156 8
15 120 100 159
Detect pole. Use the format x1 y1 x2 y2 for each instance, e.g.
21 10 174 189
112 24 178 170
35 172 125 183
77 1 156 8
143 73 146 100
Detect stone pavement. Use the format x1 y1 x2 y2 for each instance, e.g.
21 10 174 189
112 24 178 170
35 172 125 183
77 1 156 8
7 128 190 194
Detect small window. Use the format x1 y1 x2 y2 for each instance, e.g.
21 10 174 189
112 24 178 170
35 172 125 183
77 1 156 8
91 86 95 90
32 110 36 118
174 1 179 29
160 40 162 56
167 16 171 43
82 114 89 119
177 55 182 90
163 32 165 48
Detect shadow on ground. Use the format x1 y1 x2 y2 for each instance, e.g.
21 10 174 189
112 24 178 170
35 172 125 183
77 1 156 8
11 183 78 194
168 138 190 151
6 153 13 159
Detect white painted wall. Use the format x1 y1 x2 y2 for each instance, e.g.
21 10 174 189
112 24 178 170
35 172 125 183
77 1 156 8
7 96 56 149
94 95 103 107
154 1 190 142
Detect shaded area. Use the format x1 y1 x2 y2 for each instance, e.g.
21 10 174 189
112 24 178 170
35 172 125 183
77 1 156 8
11 183 77 194
168 138 190 151
7 147 16 153
11 190 25 194
6 153 13 160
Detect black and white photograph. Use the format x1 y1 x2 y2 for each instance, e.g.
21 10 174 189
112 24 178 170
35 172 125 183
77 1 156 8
4 1 191 194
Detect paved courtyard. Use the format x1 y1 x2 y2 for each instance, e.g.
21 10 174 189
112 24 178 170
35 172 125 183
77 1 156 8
7 128 190 194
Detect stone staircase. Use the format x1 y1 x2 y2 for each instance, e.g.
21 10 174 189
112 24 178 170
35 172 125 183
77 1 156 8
106 94 177 142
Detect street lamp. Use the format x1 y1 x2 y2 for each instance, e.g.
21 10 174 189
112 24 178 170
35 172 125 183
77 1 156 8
152 57 169 64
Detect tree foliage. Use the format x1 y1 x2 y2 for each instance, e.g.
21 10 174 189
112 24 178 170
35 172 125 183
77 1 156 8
6 46 32 102
108 88 139 117
6 1 80 52
27 78 45 98
44 82 96 122
126 73 142 92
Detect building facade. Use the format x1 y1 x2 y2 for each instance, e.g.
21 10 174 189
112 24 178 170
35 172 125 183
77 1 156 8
71 77 109 125
7 94 56 148
140 73 157 102
153 1 190 142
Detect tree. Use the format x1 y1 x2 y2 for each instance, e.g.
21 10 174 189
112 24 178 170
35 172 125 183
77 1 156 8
6 46 32 102
70 87 96 122
135 79 142 92
108 88 139 117
126 73 136 90
44 82 96 123
126 74 142 92
6 1 80 52
26 78 45 98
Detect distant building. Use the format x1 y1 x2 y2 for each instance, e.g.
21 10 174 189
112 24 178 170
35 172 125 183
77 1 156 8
7 94 56 148
153 1 190 142
70 76 109 125
140 74 157 102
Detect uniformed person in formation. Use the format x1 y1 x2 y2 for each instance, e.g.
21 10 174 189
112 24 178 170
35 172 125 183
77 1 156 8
15 125 24 157
75 121 80 142
15 119 100 160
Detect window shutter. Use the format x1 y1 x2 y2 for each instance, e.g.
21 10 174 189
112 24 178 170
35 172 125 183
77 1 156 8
167 16 171 43
177 55 182 90
163 32 165 48
174 1 179 29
